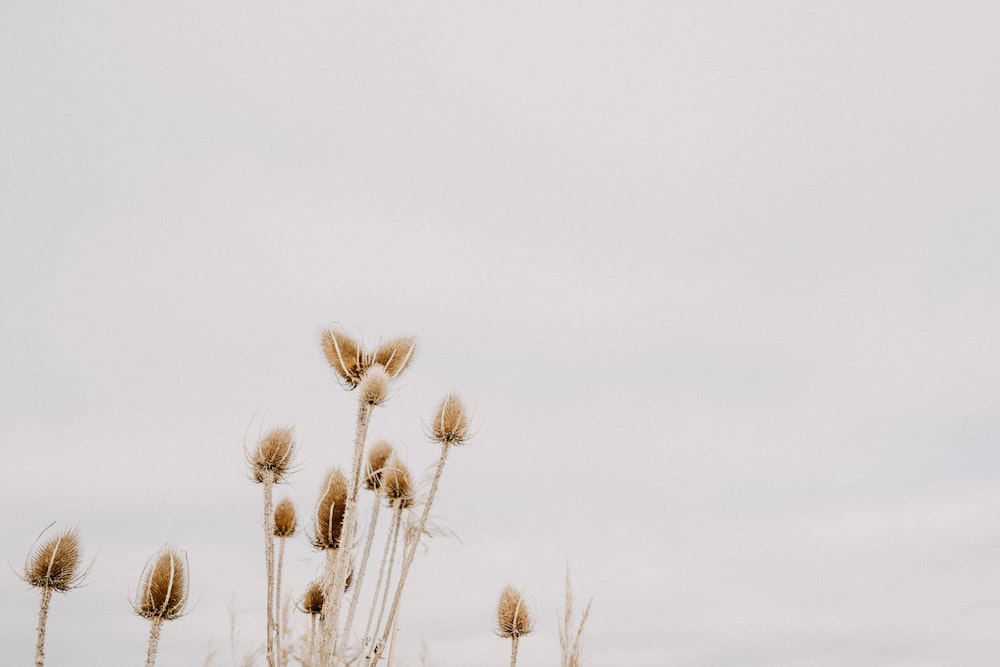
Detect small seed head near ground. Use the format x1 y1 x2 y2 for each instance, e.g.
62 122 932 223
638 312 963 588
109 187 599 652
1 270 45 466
301 581 325 615
273 497 297 537
496 586 535 638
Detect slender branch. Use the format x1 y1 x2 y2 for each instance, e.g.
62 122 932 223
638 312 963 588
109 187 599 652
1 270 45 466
35 586 52 667
145 617 164 667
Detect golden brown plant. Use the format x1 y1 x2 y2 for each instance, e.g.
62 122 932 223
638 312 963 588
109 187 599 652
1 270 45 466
320 328 366 388
24 527 86 667
358 364 391 406
381 455 414 508
251 427 296 483
430 393 469 446
274 498 297 538
273 497 297 667
495 586 534 667
372 336 416 379
301 581 326 615
313 468 349 550
135 547 189 667
364 440 394 491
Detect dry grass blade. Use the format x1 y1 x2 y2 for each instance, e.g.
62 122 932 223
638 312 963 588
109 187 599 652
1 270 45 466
558 566 592 667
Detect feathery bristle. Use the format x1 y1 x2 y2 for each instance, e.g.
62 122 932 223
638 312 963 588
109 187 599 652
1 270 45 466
372 336 416 378
301 581 325 615
359 364 390 406
320 329 366 388
381 454 414 507
431 393 470 446
313 468 348 550
364 440 394 491
273 497 297 537
136 548 188 621
495 586 534 638
25 528 83 591
252 426 296 482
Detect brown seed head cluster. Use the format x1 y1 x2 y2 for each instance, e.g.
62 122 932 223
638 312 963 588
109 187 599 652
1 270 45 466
273 497 297 537
136 548 188 621
252 426 296 483
321 329 417 389
312 468 348 550
364 441 394 491
495 586 535 639
431 393 470 446
359 364 391 406
301 581 325 615
25 528 84 592
381 455 414 508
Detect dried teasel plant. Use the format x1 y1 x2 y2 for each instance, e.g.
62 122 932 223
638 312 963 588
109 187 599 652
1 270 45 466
320 328 367 389
273 497 297 666
369 394 472 666
23 526 87 667
134 547 189 667
249 426 297 667
495 586 535 667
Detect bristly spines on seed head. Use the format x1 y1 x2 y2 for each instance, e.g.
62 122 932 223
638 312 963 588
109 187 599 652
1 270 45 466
301 581 325 615
320 329 366 388
431 393 470 446
495 586 535 639
381 454 414 507
364 441 394 491
135 548 189 621
24 527 85 592
372 336 416 379
274 497 297 538
359 364 391 406
251 426 296 483
312 468 349 550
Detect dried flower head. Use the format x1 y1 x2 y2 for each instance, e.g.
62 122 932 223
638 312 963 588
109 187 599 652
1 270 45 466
24 527 84 592
372 336 416 379
312 468 348 550
359 364 391 406
135 548 189 621
431 393 470 446
495 586 534 639
364 440 394 491
301 581 325 615
321 329 367 389
381 454 414 507
273 497 297 538
251 426 296 483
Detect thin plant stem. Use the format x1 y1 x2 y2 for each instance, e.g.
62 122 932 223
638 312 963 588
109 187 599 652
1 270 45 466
145 617 164 667
509 635 520 667
364 503 402 658
275 536 287 667
340 488 383 652
369 443 451 666
262 470 277 667
35 586 52 667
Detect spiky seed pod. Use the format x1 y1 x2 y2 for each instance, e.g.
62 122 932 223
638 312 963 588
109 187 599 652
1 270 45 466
313 469 349 550
431 393 470 446
25 528 84 592
364 441 394 491
301 581 325 615
381 455 414 507
136 548 189 621
496 586 535 639
359 364 391 406
273 497 297 537
372 337 416 379
321 329 367 388
252 427 296 483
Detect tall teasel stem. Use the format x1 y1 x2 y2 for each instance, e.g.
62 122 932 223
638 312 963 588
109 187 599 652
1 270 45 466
134 547 189 667
251 427 296 667
495 586 535 667
365 499 405 661
314 468 349 666
23 526 86 667
340 442 394 652
369 394 470 666
273 497 297 667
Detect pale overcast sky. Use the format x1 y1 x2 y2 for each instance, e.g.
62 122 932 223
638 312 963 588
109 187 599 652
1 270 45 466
3 3 1000 666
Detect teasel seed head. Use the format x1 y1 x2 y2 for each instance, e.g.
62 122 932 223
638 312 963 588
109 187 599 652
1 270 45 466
381 454 414 508
273 497 297 538
300 581 325 615
312 468 348 550
364 440 394 491
24 527 85 592
372 336 417 379
495 586 535 639
431 393 470 446
321 328 366 389
359 364 391 406
251 426 296 483
135 548 189 621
